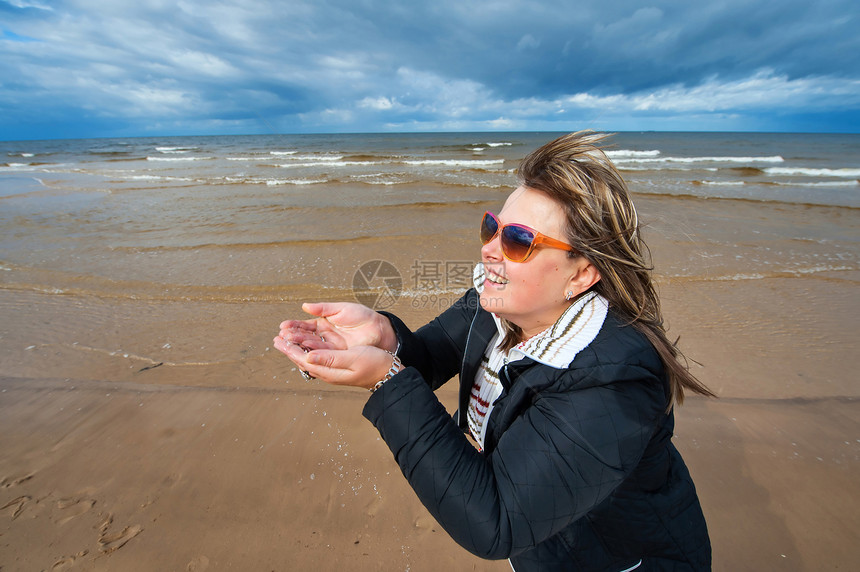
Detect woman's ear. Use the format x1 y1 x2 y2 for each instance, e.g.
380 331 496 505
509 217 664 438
567 259 601 298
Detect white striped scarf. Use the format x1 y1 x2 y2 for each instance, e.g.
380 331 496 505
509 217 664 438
468 264 609 449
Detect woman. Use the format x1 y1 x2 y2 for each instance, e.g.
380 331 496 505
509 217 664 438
274 131 714 571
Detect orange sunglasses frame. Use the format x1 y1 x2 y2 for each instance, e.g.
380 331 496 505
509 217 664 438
481 211 575 262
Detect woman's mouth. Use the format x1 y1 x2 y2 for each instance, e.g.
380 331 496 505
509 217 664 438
485 268 509 286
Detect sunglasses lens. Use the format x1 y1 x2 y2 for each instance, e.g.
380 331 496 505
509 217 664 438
480 212 498 244
501 224 535 262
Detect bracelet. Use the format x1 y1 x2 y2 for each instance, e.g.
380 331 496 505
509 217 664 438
370 352 402 392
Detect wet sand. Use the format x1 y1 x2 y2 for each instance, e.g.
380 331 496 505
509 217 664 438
2 194 859 570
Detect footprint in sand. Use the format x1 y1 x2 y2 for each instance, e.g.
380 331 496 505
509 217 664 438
98 524 143 554
0 473 35 488
51 550 89 570
99 512 113 534
55 497 96 524
1 495 32 519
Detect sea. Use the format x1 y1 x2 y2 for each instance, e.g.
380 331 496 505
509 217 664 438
2 132 858 572
1 131 858 310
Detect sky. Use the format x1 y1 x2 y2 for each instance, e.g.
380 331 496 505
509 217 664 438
1 0 859 140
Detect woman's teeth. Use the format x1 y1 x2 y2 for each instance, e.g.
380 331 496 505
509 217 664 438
487 272 509 285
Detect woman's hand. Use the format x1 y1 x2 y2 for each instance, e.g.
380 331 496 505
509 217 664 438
277 302 397 353
273 340 400 390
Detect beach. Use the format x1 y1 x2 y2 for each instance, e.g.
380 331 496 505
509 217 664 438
1 132 858 570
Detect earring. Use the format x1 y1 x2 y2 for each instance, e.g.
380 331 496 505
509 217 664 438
565 291 574 301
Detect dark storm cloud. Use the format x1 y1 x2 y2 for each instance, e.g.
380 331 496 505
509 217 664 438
0 0 857 139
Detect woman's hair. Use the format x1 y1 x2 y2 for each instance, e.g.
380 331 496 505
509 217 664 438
505 130 715 409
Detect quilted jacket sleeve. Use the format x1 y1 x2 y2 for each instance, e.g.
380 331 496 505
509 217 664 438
362 316 667 560
380 289 480 390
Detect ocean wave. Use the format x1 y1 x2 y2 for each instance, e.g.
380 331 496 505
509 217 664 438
403 159 505 167
354 179 405 186
664 264 856 283
764 167 860 178
84 148 134 158
198 175 330 186
343 153 397 162
715 265 856 280
287 154 344 162
622 166 719 172
274 161 358 169
348 173 413 185
145 156 213 162
269 158 507 170
799 180 859 187
266 178 328 186
121 174 194 182
155 146 198 153
607 149 661 159
696 180 745 186
0 278 352 304
615 155 785 165
728 167 766 176
683 176 857 189
630 188 860 209
1 162 73 172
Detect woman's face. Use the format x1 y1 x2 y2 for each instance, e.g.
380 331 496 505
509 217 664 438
479 186 598 339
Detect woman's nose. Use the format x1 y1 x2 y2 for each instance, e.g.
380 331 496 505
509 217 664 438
481 233 503 261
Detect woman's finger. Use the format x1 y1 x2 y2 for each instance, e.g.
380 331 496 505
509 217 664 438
278 319 317 333
305 348 351 370
301 302 345 318
304 346 391 387
273 337 303 359
279 326 346 351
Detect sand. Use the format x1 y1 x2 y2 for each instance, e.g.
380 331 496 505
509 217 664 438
2 194 859 570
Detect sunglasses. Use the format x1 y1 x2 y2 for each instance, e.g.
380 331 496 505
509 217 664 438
480 211 575 262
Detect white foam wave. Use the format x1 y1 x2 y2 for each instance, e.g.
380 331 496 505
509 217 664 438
799 181 859 187
332 161 377 167
615 155 784 165
764 167 860 178
124 175 194 182
701 180 745 186
607 149 661 159
266 178 327 186
269 151 297 156
710 273 767 281
350 173 409 185
702 264 855 282
124 175 164 181
287 155 343 162
146 156 213 162
155 146 197 153
276 161 373 169
622 166 718 172
485 142 512 147
404 159 505 167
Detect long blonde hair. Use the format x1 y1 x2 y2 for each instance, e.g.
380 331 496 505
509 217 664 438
507 130 715 409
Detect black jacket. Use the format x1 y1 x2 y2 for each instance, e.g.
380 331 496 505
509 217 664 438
363 289 711 571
